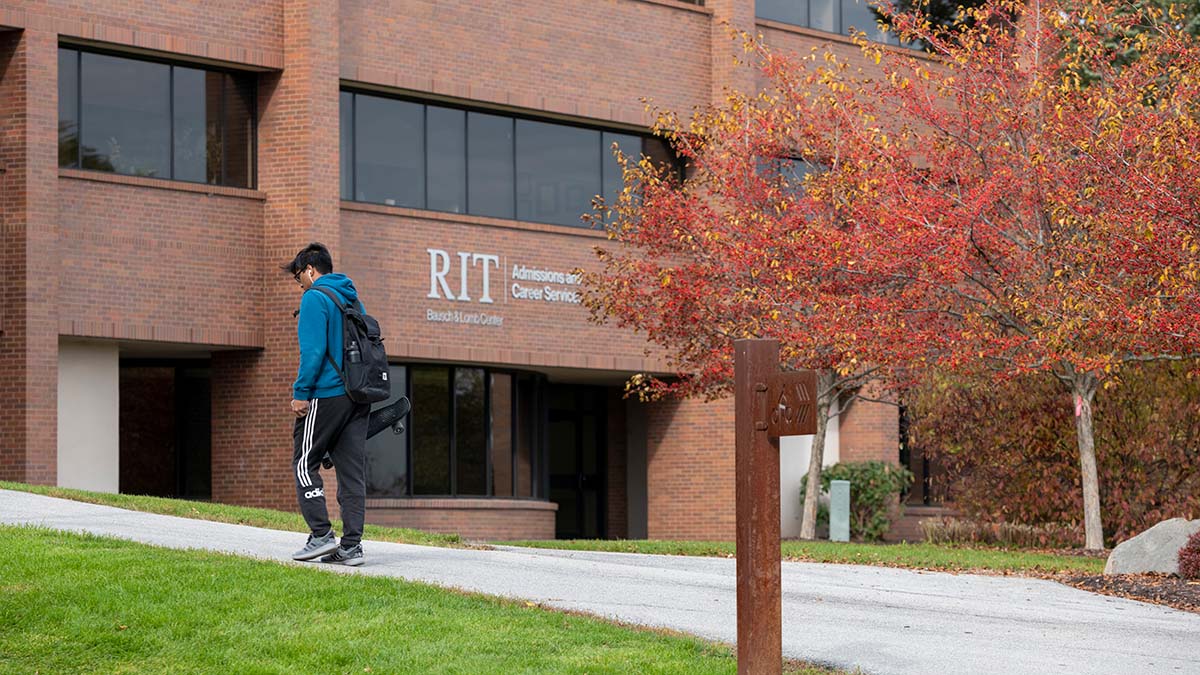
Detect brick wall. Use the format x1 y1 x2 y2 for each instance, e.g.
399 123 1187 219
0 0 906 539
366 498 557 541
646 396 737 540
0 28 59 485
606 389 629 539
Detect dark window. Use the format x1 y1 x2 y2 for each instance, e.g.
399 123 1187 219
427 106 467 213
366 366 409 497
601 132 639 220
411 366 451 495
58 47 255 187
340 90 681 228
58 48 80 168
171 67 213 183
757 0 809 26
516 120 601 227
490 373 514 497
383 365 545 499
467 111 515 219
757 0 907 46
354 95 423 207
454 368 487 495
81 51 170 177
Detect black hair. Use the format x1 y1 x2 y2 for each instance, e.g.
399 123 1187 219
281 242 333 276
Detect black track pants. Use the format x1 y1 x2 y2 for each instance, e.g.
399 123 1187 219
293 394 370 547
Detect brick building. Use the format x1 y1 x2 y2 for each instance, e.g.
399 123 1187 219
0 0 900 541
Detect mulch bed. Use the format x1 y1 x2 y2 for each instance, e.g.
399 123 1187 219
1056 573 1200 613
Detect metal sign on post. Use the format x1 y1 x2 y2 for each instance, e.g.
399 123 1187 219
735 339 817 675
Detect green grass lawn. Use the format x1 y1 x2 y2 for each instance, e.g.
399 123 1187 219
0 480 461 548
0 526 843 674
501 538 1107 575
1 480 1105 575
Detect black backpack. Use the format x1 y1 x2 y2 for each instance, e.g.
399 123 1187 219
307 286 391 404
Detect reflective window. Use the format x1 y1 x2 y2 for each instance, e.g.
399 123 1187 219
341 90 680 228
467 111 515 219
385 366 545 498
490 373 514 497
757 0 908 46
455 368 487 495
516 120 601 227
427 106 467 213
354 95 423 207
81 52 170 177
58 47 255 187
366 366 409 497
411 367 451 495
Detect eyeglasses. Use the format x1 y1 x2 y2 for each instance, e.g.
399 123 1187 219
293 271 304 285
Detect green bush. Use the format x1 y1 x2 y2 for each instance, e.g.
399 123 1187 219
801 461 914 541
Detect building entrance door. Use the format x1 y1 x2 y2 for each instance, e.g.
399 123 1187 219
547 385 606 539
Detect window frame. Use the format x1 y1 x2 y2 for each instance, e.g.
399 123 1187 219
58 44 258 189
341 88 683 229
398 363 547 500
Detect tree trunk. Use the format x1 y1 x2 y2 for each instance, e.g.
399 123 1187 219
1072 373 1105 551
799 372 834 540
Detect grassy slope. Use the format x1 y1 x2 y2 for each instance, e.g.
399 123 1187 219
0 526 844 674
501 538 1107 575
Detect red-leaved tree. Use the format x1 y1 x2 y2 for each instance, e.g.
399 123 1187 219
588 0 1200 549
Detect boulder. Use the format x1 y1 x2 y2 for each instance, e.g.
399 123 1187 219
1104 518 1200 576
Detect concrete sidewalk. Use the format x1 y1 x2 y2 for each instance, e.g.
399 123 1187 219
3 488 1198 675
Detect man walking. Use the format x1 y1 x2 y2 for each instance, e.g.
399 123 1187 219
283 242 370 566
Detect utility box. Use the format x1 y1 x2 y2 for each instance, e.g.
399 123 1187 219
830 479 851 542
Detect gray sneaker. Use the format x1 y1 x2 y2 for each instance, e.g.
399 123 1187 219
320 544 364 567
292 531 338 561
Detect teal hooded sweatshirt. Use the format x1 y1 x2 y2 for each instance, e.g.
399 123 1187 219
292 273 361 401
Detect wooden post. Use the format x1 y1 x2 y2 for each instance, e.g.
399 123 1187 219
734 339 782 675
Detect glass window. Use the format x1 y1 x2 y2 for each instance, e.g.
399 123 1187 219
411 367 451 494
490 373 514 497
171 67 211 184
758 0 809 25
842 0 882 41
59 48 255 186
454 368 487 496
58 48 79 168
601 132 639 222
366 366 409 497
467 112 515 219
340 91 353 200
427 106 467 213
516 120 601 228
81 51 171 177
354 95 424 207
222 72 256 189
810 0 838 33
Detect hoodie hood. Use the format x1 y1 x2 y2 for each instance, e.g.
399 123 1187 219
313 273 359 305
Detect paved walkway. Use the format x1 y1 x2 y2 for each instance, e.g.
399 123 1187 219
3 489 1199 675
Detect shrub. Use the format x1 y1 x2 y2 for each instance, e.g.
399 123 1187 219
1180 531 1200 580
908 361 1200 546
920 517 1081 549
801 461 914 542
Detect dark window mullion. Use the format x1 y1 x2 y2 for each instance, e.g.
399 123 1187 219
484 371 492 497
